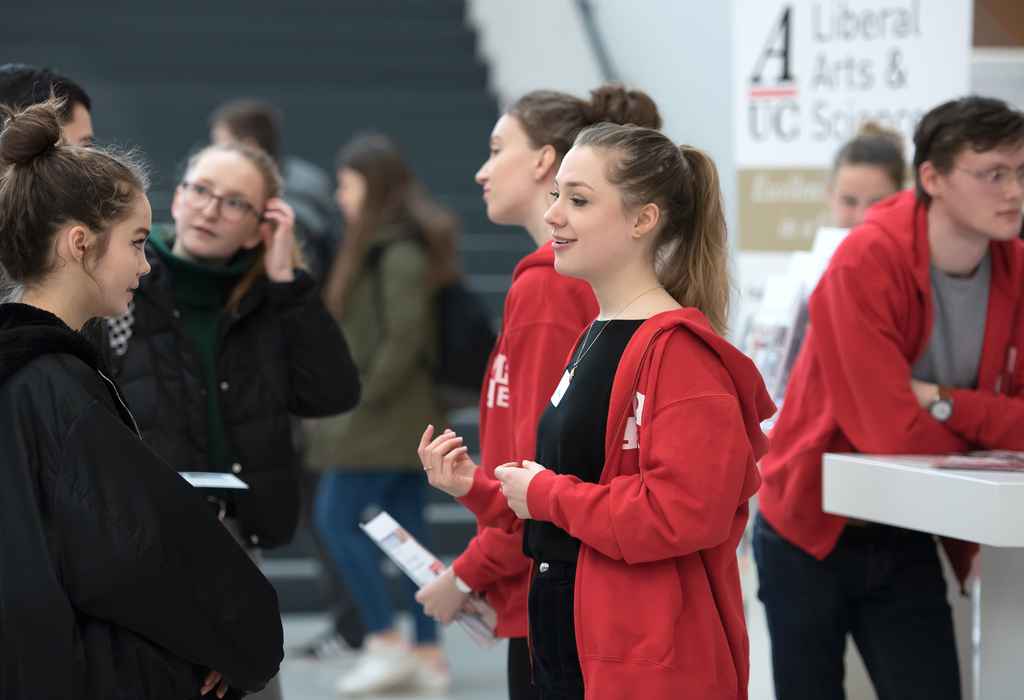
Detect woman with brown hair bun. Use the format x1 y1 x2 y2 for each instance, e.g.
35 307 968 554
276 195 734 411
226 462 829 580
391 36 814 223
412 84 662 700
0 98 283 699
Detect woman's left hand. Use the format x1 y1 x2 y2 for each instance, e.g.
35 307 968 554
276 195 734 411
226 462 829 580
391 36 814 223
200 670 230 698
260 197 297 283
494 460 547 519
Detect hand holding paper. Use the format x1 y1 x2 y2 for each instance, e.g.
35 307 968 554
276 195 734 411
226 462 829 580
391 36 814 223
416 568 470 625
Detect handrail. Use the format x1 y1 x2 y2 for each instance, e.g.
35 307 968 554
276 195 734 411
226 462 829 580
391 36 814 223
575 0 619 82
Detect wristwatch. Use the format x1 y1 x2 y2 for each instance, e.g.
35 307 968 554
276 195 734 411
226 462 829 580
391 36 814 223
928 386 954 422
453 573 472 594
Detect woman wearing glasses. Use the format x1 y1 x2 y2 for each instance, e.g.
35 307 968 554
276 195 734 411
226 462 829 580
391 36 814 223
103 142 360 700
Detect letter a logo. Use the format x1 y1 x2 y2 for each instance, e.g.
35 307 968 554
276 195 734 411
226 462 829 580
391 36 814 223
750 5 795 86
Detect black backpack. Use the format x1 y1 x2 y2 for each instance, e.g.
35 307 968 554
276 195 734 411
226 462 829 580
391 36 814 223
366 240 496 409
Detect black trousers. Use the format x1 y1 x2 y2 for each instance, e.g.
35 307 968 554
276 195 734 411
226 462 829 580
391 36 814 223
528 560 584 700
508 636 540 700
753 513 961 700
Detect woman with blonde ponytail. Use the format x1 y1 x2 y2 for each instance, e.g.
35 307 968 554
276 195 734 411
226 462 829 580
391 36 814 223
407 85 661 700
420 123 775 699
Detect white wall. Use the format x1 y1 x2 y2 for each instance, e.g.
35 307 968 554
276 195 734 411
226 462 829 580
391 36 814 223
465 0 602 110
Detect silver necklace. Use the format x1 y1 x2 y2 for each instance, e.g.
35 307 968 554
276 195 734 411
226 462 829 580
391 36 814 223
567 285 663 378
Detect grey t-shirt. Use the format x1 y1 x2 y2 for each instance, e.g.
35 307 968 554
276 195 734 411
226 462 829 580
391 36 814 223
911 254 991 388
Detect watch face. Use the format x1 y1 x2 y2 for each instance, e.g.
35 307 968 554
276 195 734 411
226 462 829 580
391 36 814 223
931 399 953 422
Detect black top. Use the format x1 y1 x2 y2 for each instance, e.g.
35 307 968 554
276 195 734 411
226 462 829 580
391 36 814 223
0 303 283 699
525 319 644 562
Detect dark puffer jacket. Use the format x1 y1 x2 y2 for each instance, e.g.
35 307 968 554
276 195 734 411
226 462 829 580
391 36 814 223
105 241 360 548
0 302 283 699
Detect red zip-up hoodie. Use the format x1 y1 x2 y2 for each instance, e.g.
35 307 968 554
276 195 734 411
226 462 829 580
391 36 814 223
759 190 1024 584
452 242 597 638
462 308 775 700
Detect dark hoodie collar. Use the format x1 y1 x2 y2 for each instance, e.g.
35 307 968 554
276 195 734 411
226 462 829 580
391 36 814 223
0 303 102 386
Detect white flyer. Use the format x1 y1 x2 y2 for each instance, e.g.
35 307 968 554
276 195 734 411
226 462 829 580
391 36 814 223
361 511 498 648
178 472 249 490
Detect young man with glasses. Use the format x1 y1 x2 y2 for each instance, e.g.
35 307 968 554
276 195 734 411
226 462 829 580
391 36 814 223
754 95 1024 700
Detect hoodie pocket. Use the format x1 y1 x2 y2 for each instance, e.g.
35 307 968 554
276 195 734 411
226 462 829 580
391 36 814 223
575 549 683 666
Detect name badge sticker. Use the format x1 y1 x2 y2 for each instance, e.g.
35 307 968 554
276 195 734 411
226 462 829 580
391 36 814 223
551 370 572 407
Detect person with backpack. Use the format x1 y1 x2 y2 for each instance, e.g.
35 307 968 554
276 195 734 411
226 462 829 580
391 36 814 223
304 132 461 696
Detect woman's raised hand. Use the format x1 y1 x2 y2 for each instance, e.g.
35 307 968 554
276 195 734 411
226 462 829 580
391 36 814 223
418 424 479 497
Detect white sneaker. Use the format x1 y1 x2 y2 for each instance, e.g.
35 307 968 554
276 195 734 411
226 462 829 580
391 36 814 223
412 660 452 695
335 639 418 696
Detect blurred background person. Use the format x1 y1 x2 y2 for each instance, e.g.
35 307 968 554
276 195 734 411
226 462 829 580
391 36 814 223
104 140 361 700
209 97 369 658
0 62 93 145
210 99 340 281
828 122 906 229
304 132 458 697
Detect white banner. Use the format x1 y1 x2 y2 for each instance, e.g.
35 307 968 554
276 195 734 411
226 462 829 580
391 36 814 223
734 0 973 168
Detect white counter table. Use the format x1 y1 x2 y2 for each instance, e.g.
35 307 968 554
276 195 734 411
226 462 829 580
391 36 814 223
824 454 1024 699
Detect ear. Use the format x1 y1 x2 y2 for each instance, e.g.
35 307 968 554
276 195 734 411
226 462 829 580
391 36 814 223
532 144 558 182
61 224 92 264
631 203 662 240
918 161 943 200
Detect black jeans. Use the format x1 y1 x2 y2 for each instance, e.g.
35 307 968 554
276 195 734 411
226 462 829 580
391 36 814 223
752 513 961 700
528 561 584 700
508 636 541 700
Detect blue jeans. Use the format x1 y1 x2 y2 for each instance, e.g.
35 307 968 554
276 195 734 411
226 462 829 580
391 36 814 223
752 513 961 700
314 471 438 644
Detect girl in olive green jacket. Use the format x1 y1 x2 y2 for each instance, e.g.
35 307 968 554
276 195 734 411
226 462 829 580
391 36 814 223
304 132 458 696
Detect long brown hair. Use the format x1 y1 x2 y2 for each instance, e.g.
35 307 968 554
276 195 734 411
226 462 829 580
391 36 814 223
177 142 304 312
574 123 730 334
323 133 458 319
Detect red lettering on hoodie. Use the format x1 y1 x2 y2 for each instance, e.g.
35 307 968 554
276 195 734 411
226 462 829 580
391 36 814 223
452 243 597 638
760 190 1024 586
462 308 776 699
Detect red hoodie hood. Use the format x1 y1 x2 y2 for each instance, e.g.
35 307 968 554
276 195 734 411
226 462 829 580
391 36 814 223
603 307 776 465
511 240 556 282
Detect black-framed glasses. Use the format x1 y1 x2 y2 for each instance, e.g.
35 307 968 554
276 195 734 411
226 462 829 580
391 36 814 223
954 165 1024 192
179 181 262 223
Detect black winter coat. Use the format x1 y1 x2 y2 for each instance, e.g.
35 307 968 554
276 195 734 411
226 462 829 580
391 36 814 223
104 247 360 547
0 303 283 699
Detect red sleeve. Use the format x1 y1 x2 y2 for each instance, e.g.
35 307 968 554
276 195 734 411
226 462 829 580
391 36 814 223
526 393 756 564
459 467 520 532
525 331 760 564
809 262 968 454
451 522 527 592
945 389 1024 450
453 317 584 589
506 320 587 461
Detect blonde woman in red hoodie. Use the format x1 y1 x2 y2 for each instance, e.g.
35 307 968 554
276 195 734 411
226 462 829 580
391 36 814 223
755 98 1024 700
420 124 775 700
414 85 660 700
